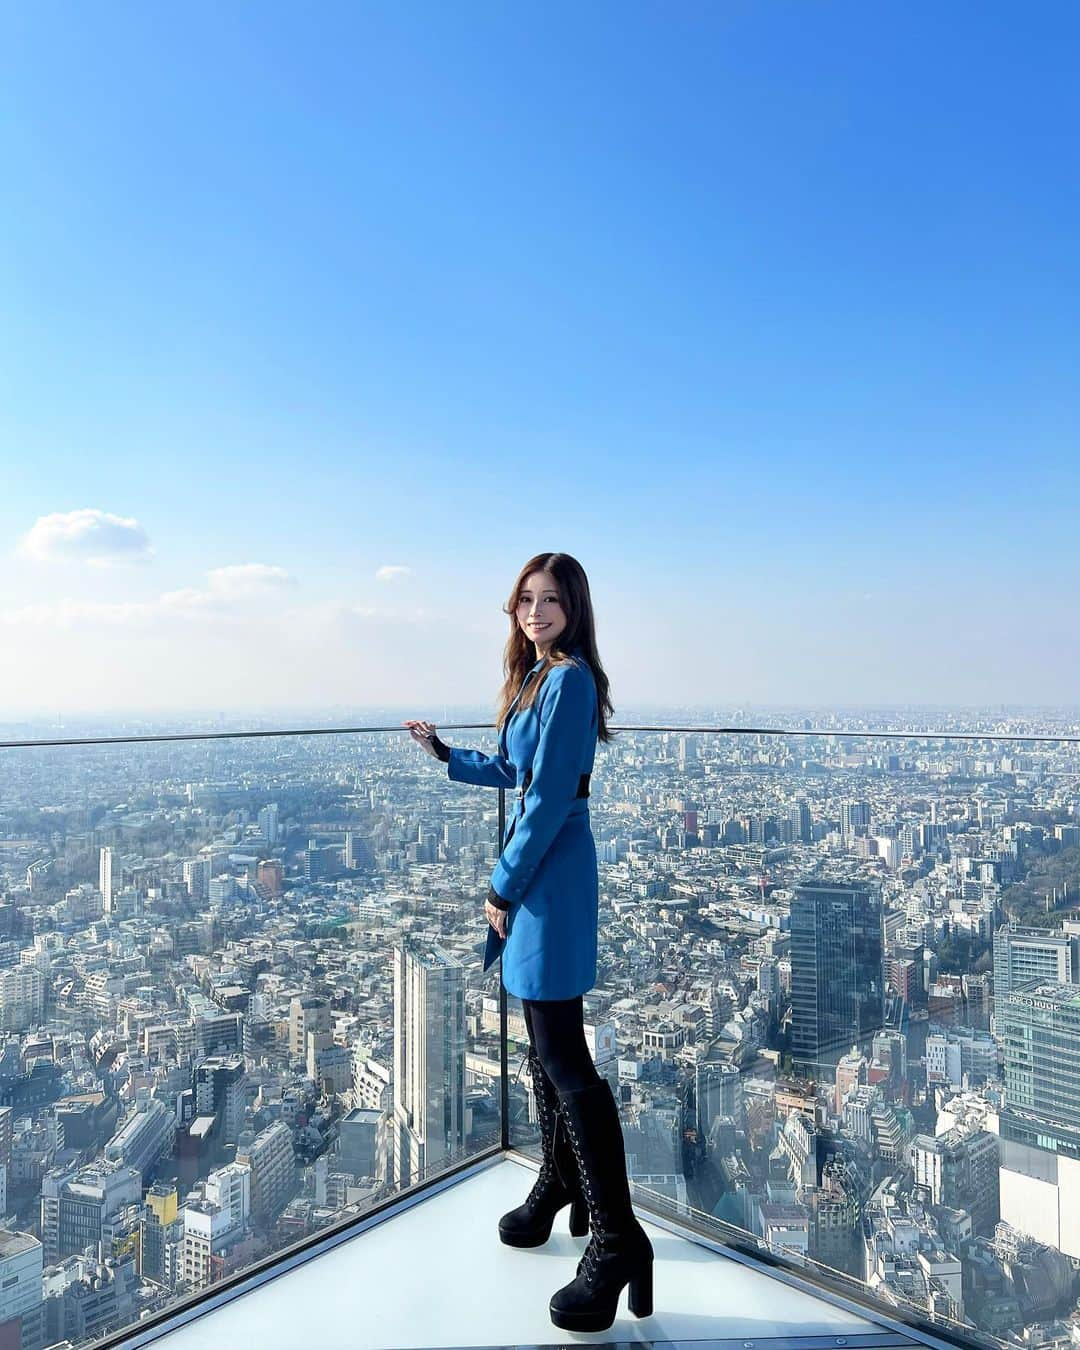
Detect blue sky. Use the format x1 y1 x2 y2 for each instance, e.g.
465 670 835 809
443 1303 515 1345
3 1 1079 715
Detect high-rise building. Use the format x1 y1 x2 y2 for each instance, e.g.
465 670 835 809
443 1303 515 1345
911 1129 1000 1234
962 971 992 1030
871 1029 908 1088
992 923 1077 1013
181 1200 240 1291
695 1061 742 1137
39 1163 142 1264
886 956 918 1004
235 1121 296 1222
790 881 883 1075
0 966 45 1032
193 1056 247 1144
999 981 1080 1255
289 996 330 1059
392 938 466 1189
789 801 812 844
336 1108 382 1183
1000 981 1080 1154
0 1231 44 1350
0 966 43 1026
98 847 114 914
257 803 280 844
306 1031 351 1095
256 859 283 897
140 1182 178 1283
182 858 211 902
353 1056 392 1114
757 955 780 1002
920 821 948 851
0 1106 12 1170
192 1009 243 1060
834 1049 867 1113
204 1161 251 1231
840 802 871 839
344 830 361 869
207 874 235 906
807 1157 860 1276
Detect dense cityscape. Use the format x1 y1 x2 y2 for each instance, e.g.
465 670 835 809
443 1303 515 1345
0 712 1078 1348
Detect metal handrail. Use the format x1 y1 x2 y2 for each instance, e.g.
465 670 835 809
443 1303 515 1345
2 722 1078 749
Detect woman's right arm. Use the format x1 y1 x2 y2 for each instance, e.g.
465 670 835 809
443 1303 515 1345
444 743 516 789
404 721 515 789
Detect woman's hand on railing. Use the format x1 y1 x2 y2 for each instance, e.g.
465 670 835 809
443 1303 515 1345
403 720 443 760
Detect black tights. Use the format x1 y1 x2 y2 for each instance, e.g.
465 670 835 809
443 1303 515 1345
521 995 604 1094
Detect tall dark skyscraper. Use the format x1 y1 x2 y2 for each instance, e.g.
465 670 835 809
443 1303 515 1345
791 881 884 1076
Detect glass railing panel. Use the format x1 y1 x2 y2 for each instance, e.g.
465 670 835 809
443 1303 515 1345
507 728 1080 1350
0 726 506 1349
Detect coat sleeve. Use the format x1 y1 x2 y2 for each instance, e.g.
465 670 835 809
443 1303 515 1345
488 664 596 905
446 745 516 790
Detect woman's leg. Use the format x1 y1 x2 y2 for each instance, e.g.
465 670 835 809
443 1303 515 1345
522 995 604 1093
530 998 654 1327
521 996 537 1051
499 997 590 1244
515 1000 656 1321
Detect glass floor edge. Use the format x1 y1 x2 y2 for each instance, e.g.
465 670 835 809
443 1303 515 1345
128 1153 927 1350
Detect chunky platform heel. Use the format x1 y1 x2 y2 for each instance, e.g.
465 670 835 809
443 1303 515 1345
568 1193 589 1237
628 1259 653 1317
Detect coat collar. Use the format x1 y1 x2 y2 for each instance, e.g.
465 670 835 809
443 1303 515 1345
529 640 583 671
501 643 585 751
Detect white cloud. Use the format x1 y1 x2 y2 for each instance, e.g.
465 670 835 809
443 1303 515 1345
0 562 297 628
18 509 153 566
157 588 221 616
375 565 413 583
206 563 296 595
0 599 160 628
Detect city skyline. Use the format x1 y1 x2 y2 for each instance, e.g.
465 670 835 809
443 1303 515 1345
1 722 1078 1345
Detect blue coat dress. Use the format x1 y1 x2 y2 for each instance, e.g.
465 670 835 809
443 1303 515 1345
446 647 599 1001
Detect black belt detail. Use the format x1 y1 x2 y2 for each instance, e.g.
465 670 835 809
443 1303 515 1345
503 772 590 856
519 768 590 798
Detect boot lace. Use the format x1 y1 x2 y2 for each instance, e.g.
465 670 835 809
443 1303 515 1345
525 1048 570 1198
577 1232 605 1284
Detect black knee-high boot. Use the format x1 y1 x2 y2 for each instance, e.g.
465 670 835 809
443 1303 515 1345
499 1046 589 1247
548 1078 654 1331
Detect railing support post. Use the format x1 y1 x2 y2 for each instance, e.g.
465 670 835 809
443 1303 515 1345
497 786 509 1150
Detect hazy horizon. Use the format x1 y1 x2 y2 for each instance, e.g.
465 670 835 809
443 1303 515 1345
2 699 1078 741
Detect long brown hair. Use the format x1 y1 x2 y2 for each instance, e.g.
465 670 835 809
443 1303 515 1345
494 552 614 744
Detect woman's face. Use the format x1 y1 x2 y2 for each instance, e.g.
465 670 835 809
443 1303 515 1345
516 569 567 652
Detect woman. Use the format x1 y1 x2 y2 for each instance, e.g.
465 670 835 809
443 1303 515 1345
404 552 654 1333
